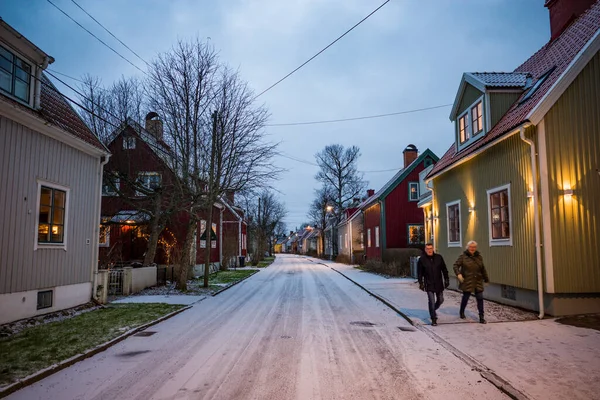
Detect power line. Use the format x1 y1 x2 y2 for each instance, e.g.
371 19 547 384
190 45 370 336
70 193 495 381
266 104 452 126
255 0 391 98
70 0 150 66
46 0 147 75
277 152 402 174
47 68 84 83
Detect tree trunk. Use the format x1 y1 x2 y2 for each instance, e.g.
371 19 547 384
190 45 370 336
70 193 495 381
176 218 196 291
202 204 214 288
143 197 164 265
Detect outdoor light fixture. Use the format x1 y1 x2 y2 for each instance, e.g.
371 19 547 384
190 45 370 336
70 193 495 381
527 191 534 198
563 189 574 197
468 203 475 213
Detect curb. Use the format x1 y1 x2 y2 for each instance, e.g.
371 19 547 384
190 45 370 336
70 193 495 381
211 269 259 296
0 304 192 399
309 257 529 400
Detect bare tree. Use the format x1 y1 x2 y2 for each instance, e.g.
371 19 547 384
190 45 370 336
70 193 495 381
246 190 287 259
307 186 333 255
315 144 367 257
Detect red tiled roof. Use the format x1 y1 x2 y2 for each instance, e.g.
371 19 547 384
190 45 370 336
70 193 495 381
39 74 106 151
429 1 600 178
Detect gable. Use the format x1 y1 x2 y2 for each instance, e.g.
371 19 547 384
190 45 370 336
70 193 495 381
379 150 439 199
456 83 484 120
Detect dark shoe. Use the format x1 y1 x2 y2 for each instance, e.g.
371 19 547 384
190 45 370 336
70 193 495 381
479 317 487 324
460 312 466 319
431 318 438 326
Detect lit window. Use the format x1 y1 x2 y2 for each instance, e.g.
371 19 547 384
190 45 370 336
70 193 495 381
200 220 207 248
136 172 161 196
0 45 31 103
367 229 372 247
447 201 461 247
211 223 217 248
487 184 512 245
375 226 380 248
38 185 67 245
123 136 136 150
99 218 110 247
409 182 419 201
471 101 483 135
408 224 425 245
459 113 469 144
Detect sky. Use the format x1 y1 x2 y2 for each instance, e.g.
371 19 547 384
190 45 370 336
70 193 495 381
2 0 551 230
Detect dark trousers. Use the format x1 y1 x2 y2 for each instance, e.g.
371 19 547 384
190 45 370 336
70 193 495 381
460 291 484 316
427 291 444 319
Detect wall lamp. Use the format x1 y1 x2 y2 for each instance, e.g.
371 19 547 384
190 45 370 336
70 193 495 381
468 205 475 213
527 191 534 198
563 189 574 198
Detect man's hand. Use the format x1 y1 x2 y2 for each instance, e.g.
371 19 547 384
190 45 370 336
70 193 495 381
444 280 450 289
457 274 464 283
419 283 425 292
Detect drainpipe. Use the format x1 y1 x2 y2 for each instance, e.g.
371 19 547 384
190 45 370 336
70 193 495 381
92 154 111 301
34 56 50 110
220 208 224 267
238 219 242 258
519 125 545 319
349 218 353 263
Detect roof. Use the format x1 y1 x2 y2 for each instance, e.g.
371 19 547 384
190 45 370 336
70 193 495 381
108 118 174 167
362 148 439 208
469 72 530 88
430 1 600 179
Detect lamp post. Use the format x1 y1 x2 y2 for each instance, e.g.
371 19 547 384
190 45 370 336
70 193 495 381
325 205 334 260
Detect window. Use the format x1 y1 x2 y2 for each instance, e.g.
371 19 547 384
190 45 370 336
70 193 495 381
446 200 461 247
102 175 120 196
471 101 483 135
520 66 556 104
487 184 512 245
408 225 425 245
339 235 343 249
37 184 68 246
211 223 217 248
99 218 110 247
375 226 380 248
367 229 372 247
200 220 207 248
344 233 348 249
424 158 433 168
242 234 247 250
136 172 161 196
123 136 136 150
0 45 31 103
459 113 470 144
409 182 419 201
37 290 53 310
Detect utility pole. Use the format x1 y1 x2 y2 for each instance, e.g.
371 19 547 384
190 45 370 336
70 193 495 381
257 197 261 262
203 111 218 288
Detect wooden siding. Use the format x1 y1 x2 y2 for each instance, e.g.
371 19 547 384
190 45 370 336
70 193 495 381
543 51 600 293
0 117 100 294
337 223 351 257
489 92 522 127
457 83 484 118
363 203 381 260
432 130 537 290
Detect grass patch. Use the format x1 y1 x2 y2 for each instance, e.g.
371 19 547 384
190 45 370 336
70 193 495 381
257 256 275 268
209 269 257 285
0 303 183 386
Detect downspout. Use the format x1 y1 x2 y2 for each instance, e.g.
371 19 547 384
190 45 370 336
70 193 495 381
238 219 242 258
34 56 50 110
92 154 110 301
519 125 545 319
349 217 353 264
220 208 224 267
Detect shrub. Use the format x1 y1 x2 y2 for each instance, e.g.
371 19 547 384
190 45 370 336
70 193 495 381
335 254 351 264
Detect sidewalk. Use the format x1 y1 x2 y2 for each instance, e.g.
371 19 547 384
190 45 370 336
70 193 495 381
310 257 600 400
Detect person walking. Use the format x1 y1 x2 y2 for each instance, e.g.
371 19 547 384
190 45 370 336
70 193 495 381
454 241 489 324
417 243 449 326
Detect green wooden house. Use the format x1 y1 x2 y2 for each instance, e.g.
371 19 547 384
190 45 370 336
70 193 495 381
425 0 600 316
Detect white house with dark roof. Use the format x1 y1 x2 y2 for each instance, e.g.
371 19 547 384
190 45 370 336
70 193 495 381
0 19 110 324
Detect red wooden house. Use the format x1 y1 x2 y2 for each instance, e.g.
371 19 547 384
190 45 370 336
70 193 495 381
362 145 438 260
99 114 246 268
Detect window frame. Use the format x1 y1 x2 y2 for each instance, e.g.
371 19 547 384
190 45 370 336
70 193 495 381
0 44 34 106
35 180 70 251
471 100 483 135
367 228 372 248
457 95 486 150
408 182 419 202
99 218 110 247
487 184 513 246
136 172 161 196
102 175 120 196
446 200 462 248
375 226 380 248
407 224 425 245
123 136 136 150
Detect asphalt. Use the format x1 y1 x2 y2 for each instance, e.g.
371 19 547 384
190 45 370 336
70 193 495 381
7 255 506 400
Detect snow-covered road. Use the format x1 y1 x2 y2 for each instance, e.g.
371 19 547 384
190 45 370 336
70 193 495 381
8 255 506 400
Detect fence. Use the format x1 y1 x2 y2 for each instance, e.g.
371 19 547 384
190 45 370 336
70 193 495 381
108 269 124 295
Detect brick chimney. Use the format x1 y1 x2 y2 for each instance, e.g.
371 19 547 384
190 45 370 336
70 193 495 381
403 144 418 168
545 0 596 40
145 112 163 141
367 189 375 197
225 190 235 204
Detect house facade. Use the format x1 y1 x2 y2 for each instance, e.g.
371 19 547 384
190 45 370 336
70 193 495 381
0 21 109 324
336 207 362 262
362 145 438 261
427 0 600 315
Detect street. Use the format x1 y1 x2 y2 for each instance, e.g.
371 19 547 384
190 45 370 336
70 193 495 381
8 255 505 400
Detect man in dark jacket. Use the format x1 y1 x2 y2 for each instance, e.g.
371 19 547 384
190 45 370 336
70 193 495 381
417 243 449 326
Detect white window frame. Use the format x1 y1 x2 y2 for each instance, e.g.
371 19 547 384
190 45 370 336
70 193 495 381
123 136 136 150
34 180 70 251
0 44 35 107
408 182 419 201
200 220 207 248
457 95 486 150
367 229 372 248
487 183 513 246
136 172 161 196
339 235 343 249
211 222 217 249
375 226 380 248
446 200 462 248
344 233 348 249
102 176 120 196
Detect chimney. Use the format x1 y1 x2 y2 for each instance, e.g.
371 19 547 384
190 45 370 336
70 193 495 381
145 112 164 141
403 144 418 168
367 189 375 197
225 190 235 204
545 0 595 40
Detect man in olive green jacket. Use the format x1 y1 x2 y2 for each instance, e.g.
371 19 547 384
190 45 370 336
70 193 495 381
453 241 489 324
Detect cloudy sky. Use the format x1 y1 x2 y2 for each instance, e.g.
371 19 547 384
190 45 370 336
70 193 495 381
3 0 550 229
